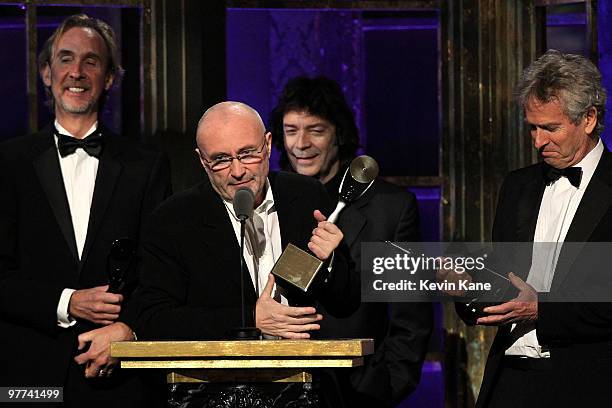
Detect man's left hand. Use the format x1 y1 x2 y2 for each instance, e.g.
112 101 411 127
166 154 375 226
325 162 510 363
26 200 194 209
256 275 322 339
476 272 538 326
74 322 135 378
308 210 342 261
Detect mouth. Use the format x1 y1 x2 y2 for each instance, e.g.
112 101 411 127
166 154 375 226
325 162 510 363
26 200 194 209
292 154 318 163
230 180 253 187
64 86 90 96
537 144 557 157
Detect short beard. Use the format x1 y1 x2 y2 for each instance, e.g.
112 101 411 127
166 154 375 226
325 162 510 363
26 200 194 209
58 98 97 114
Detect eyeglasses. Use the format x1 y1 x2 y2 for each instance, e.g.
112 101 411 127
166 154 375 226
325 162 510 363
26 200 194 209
199 137 268 171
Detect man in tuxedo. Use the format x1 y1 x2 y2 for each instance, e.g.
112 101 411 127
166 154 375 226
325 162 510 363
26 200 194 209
460 50 612 407
129 100 356 340
0 14 170 407
270 76 433 408
79 101 356 373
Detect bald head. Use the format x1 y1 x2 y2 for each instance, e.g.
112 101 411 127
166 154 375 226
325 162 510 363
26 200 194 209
196 101 265 148
195 101 272 206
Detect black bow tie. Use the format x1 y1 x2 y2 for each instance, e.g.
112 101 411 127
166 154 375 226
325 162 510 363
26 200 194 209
56 130 104 158
543 164 582 188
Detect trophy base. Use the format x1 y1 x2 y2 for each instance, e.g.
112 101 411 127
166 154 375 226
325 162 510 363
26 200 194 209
271 244 323 292
227 327 262 340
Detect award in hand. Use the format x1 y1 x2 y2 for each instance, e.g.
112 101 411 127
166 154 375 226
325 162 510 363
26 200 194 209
107 238 137 294
271 155 379 292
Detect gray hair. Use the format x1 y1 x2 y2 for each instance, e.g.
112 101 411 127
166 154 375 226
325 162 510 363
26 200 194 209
516 49 606 137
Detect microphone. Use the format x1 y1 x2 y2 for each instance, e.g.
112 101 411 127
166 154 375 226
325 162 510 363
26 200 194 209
233 187 254 221
228 187 261 340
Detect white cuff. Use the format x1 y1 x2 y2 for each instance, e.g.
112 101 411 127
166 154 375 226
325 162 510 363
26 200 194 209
57 288 77 328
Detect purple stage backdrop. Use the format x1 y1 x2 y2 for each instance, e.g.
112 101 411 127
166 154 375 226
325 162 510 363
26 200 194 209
599 0 612 148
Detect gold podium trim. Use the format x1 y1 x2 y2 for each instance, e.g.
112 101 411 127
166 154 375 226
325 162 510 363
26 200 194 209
111 339 373 358
111 339 373 384
121 357 364 369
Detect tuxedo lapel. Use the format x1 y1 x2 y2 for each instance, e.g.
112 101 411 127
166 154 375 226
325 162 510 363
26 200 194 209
80 130 121 267
32 128 79 263
198 181 256 301
552 150 612 291
564 150 612 242
271 173 304 250
516 171 546 243
511 167 545 281
340 199 368 249
339 181 378 248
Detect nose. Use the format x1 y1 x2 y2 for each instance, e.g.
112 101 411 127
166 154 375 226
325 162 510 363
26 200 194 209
295 130 311 150
68 61 85 79
531 127 548 150
229 158 247 179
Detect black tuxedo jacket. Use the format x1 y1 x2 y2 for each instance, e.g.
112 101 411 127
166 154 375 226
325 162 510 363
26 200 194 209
127 171 357 340
476 148 612 407
315 178 433 408
0 124 171 406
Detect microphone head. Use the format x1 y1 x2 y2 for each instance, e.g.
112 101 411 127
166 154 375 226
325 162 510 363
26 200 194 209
233 187 255 220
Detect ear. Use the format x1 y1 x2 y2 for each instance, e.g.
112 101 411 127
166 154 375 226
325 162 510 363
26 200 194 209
41 63 52 87
264 131 272 159
195 148 207 169
104 72 115 91
584 106 598 135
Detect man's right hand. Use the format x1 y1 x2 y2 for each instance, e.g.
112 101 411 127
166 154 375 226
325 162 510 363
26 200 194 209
74 322 134 378
69 285 123 325
256 275 322 339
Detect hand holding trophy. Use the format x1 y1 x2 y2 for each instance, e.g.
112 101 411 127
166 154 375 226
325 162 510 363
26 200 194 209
271 155 379 292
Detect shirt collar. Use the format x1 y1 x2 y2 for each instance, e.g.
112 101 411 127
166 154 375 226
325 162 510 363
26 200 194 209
54 120 98 139
256 179 275 215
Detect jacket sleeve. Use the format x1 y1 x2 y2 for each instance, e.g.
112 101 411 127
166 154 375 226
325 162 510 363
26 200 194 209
125 207 249 340
0 151 65 335
537 301 612 344
120 151 172 321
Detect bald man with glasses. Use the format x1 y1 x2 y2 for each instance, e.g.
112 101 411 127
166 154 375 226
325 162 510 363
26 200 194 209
77 103 358 403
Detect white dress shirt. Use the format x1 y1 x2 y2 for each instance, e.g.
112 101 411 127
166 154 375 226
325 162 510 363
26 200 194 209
54 120 100 328
223 179 286 304
506 139 604 357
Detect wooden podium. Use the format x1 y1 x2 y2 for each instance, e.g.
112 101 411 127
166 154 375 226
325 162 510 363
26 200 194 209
111 339 373 407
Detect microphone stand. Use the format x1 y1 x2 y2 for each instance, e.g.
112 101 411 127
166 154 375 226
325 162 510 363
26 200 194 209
227 215 262 340
239 216 247 328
